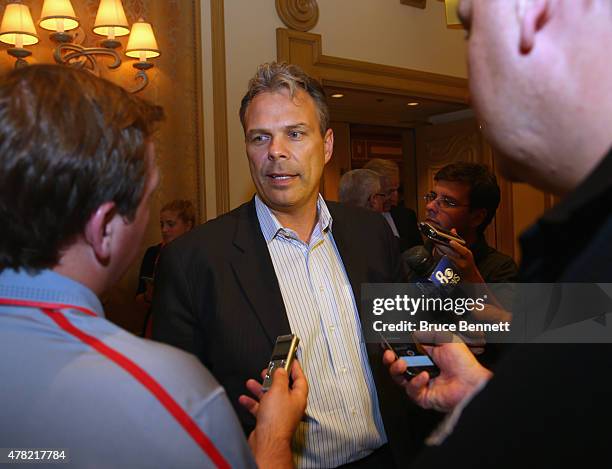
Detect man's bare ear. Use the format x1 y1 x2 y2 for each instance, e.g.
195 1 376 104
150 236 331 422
84 202 117 263
323 128 334 165
518 0 552 53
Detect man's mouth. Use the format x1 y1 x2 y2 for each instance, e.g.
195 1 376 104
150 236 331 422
267 173 298 181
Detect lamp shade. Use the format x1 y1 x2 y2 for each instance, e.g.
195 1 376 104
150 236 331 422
445 0 463 29
39 0 79 32
93 0 130 37
125 20 160 59
0 3 39 46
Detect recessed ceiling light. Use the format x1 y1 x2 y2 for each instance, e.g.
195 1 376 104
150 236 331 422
331 93 344 98
407 102 419 106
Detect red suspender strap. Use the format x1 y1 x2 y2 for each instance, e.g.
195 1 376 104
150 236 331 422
0 297 230 469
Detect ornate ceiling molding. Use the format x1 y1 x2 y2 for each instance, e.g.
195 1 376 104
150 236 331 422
275 0 319 32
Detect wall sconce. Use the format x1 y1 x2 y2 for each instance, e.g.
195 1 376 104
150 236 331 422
125 19 160 93
0 0 160 93
92 0 129 48
0 3 39 68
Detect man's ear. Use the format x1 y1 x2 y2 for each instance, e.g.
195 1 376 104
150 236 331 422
323 128 334 165
518 0 552 53
84 202 117 264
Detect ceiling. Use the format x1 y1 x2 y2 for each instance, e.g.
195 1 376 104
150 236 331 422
324 85 471 128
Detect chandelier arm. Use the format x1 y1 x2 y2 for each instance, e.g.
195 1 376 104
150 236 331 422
130 69 149 93
54 44 122 71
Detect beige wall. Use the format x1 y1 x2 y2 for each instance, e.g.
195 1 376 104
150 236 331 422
206 0 468 214
314 0 467 78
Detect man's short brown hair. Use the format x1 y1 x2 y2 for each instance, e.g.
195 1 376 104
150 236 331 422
239 62 329 136
0 65 164 272
434 162 501 234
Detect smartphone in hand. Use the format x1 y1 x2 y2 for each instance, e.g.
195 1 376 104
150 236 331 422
381 333 440 379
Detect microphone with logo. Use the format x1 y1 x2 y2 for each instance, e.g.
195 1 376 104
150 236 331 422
402 245 461 287
401 245 465 333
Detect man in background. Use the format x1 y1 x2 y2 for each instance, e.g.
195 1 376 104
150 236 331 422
364 158 422 251
0 65 306 468
339 168 386 212
386 0 612 465
417 162 517 284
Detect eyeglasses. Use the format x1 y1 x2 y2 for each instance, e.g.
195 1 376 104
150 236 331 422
423 191 470 209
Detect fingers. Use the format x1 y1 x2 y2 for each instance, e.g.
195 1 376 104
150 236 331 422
382 349 397 366
449 240 469 256
238 394 259 417
406 371 429 391
388 355 409 386
260 368 267 380
267 367 289 393
383 350 408 386
404 371 431 405
289 361 308 400
246 378 264 401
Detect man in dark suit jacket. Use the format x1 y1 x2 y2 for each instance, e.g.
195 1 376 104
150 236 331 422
153 63 437 467
364 158 423 253
390 204 423 251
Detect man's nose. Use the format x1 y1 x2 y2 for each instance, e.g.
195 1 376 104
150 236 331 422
268 136 288 160
425 199 438 214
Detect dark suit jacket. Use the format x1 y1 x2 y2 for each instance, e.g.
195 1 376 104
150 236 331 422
152 198 440 467
390 205 423 252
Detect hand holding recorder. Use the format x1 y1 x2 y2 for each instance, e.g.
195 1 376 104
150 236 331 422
239 359 308 468
383 334 492 413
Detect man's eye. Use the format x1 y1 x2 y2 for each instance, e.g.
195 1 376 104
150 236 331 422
289 131 303 139
249 135 268 144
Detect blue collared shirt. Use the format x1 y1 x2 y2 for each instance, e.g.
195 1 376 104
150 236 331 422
255 195 387 468
0 268 255 468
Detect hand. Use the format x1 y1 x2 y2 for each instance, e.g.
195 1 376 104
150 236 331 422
434 230 484 283
383 339 492 413
239 362 308 468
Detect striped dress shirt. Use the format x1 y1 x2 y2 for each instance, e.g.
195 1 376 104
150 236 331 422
255 195 387 468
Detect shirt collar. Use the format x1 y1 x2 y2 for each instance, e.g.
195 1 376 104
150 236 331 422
254 194 333 243
0 268 105 317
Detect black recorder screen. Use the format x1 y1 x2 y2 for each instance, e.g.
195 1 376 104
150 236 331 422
272 341 291 359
